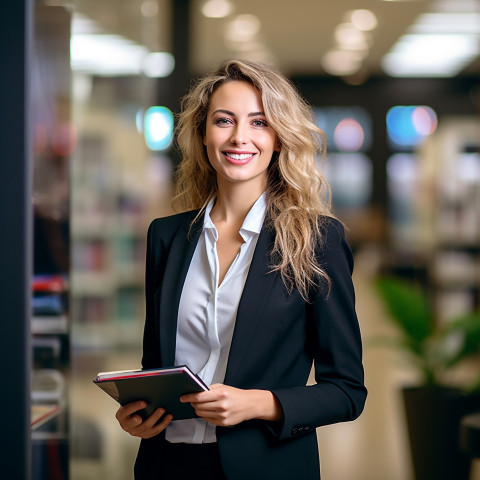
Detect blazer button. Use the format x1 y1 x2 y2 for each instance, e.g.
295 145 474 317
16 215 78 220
291 427 299 436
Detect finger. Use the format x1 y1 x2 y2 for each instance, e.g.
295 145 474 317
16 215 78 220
139 407 165 429
116 401 147 420
132 411 173 439
119 412 144 433
144 413 174 438
182 386 227 404
191 400 222 414
180 391 206 403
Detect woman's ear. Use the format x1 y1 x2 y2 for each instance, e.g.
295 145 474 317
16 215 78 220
275 138 282 152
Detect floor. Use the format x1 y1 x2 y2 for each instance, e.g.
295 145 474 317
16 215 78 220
69 245 480 480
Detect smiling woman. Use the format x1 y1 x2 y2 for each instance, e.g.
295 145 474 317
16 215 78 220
203 80 279 193
114 59 367 480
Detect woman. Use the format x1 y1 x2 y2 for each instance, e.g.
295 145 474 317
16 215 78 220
116 59 367 479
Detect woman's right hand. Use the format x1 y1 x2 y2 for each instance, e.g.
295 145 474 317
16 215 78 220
115 401 173 439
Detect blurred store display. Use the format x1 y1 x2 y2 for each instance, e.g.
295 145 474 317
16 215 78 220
31 5 72 479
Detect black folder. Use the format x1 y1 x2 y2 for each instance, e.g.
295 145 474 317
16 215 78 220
93 365 208 420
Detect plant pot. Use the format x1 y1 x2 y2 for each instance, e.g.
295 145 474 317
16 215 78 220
402 386 480 480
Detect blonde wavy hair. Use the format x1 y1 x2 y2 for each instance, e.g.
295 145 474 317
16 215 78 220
173 59 334 299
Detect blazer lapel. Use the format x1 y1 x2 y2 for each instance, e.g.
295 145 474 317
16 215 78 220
159 212 202 367
224 225 278 384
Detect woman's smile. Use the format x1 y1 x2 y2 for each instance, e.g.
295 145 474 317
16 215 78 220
223 150 257 165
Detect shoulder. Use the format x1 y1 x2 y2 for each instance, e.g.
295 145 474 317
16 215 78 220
317 216 353 270
319 215 344 231
147 209 201 244
319 216 347 243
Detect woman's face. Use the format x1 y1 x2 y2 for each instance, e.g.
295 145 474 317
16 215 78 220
203 80 279 193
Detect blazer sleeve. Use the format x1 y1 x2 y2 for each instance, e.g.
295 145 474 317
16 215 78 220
271 218 367 440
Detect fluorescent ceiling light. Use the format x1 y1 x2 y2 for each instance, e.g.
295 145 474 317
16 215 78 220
411 13 480 34
334 23 370 52
71 13 174 77
71 34 148 76
382 34 479 77
350 9 378 32
201 0 233 18
142 52 175 78
381 11 480 77
322 50 363 76
71 13 102 35
432 0 480 13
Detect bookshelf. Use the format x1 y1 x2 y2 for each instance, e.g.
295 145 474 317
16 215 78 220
417 117 480 325
69 116 153 350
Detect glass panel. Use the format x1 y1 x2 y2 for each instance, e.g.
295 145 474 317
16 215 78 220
31 5 72 479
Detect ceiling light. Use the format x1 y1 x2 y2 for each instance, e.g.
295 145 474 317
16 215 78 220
71 34 148 76
71 13 102 35
142 52 175 78
225 14 261 43
71 12 171 77
322 50 363 76
201 0 233 18
350 9 378 31
334 23 370 52
432 0 480 13
141 0 159 18
382 9 480 77
410 13 480 34
382 34 479 77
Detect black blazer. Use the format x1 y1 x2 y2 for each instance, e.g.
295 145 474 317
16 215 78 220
134 210 367 480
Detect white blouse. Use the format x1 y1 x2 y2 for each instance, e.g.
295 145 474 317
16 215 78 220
165 192 267 444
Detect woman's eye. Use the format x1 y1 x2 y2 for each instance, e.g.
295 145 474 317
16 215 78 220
214 117 232 126
252 119 268 127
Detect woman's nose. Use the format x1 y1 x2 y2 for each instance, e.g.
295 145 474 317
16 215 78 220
230 124 248 145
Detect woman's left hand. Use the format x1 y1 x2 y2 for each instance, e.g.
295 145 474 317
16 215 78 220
180 384 283 427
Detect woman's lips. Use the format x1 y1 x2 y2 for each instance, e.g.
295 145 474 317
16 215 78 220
223 151 256 165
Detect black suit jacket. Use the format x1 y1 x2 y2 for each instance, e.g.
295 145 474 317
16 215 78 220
134 210 367 480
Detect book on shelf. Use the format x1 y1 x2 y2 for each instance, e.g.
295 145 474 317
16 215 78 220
32 274 68 293
31 404 61 430
94 365 208 420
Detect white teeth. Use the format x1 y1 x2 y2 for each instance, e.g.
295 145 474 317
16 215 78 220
225 153 254 160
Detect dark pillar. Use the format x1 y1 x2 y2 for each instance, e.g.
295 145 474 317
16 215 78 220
156 0 191 112
170 0 191 108
0 1 33 479
156 0 191 164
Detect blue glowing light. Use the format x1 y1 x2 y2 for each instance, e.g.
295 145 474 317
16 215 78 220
144 106 174 151
386 105 437 148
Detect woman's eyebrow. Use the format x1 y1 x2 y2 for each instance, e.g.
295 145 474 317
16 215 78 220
211 109 235 117
211 109 266 117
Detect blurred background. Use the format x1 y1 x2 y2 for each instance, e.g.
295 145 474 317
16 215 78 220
21 0 480 478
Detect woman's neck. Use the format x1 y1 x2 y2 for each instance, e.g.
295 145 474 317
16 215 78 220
210 180 265 226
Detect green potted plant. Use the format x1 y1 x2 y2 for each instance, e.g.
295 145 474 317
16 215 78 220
374 277 480 480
